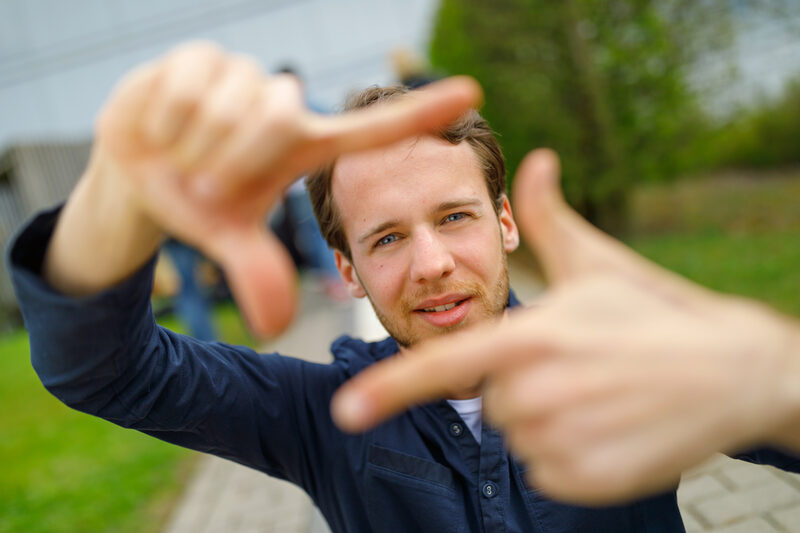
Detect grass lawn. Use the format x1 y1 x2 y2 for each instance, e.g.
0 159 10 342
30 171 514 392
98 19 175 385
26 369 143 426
626 170 800 317
0 302 254 533
628 231 800 317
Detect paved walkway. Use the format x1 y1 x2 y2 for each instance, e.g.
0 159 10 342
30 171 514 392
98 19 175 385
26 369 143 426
162 265 800 532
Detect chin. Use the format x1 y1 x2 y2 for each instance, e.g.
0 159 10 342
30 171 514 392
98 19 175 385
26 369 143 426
392 312 480 348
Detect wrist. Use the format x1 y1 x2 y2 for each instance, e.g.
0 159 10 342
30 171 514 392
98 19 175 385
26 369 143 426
766 315 800 448
44 147 164 295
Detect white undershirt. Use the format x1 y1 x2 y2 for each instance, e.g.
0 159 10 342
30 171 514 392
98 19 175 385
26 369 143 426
447 396 483 444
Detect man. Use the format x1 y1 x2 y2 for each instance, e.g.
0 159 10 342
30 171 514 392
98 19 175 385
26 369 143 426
333 147 800 506
9 42 800 532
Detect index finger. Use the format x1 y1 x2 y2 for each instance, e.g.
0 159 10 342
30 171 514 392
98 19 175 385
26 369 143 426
331 314 542 433
309 76 482 158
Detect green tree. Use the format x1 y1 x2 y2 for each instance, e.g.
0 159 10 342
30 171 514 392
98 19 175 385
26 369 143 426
430 0 730 232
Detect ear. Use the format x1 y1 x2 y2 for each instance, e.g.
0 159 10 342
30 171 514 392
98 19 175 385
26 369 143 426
334 250 367 299
498 195 520 253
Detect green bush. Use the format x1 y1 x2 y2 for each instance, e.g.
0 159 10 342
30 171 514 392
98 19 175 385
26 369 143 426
429 0 730 232
704 77 800 169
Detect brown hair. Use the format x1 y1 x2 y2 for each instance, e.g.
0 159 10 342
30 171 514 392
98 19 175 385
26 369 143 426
306 84 506 260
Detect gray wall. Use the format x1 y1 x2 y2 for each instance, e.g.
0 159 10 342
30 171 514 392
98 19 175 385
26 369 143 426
0 0 439 150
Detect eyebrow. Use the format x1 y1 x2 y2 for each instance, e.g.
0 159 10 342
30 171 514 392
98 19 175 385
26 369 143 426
436 198 483 212
358 219 401 244
356 197 484 245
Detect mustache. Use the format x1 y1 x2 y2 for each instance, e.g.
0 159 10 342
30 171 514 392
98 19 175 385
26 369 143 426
401 280 487 312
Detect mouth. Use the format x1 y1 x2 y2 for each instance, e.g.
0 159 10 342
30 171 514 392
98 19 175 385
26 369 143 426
418 299 467 313
413 296 472 328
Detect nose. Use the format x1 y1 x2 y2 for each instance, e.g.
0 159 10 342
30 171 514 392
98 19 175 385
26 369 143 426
409 228 455 283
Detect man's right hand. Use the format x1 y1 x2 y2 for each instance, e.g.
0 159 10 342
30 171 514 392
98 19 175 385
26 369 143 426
43 42 481 336
331 149 800 505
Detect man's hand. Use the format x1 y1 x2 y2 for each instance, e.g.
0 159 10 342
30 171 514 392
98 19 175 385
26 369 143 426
331 149 800 504
44 42 481 336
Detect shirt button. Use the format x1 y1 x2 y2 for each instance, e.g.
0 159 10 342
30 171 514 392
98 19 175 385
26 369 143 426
449 422 464 437
482 481 498 498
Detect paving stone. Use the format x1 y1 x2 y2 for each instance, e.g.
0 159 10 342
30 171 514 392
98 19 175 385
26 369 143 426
694 480 800 526
685 454 735 477
161 286 341 533
776 470 800 491
163 458 232 533
679 474 729 505
711 517 779 533
680 510 704 533
770 502 800 531
721 460 784 490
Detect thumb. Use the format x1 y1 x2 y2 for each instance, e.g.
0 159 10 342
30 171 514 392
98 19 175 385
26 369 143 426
213 227 298 337
308 76 483 158
512 149 646 285
512 148 567 250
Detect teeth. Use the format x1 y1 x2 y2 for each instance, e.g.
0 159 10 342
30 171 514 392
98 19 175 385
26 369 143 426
423 302 458 312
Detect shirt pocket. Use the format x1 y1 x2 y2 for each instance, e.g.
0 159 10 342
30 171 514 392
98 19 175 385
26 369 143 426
515 463 661 532
365 444 466 533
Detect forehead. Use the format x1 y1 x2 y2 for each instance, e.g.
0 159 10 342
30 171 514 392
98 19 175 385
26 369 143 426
331 136 489 236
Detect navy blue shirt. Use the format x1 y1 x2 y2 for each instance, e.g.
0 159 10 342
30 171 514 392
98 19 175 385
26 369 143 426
9 208 800 533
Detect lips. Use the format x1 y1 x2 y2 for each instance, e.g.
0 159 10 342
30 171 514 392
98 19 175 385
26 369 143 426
414 293 470 311
413 294 472 328
420 301 460 313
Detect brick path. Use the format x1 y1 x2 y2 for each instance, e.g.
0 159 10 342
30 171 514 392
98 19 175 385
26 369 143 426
162 266 800 532
679 455 800 532
162 282 345 533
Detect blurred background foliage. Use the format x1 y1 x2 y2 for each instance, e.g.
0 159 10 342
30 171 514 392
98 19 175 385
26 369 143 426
704 76 800 169
429 0 800 232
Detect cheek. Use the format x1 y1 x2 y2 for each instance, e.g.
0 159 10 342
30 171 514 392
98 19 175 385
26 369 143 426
453 229 502 275
361 260 406 304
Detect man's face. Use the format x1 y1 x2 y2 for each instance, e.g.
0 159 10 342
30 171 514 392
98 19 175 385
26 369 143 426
332 136 519 347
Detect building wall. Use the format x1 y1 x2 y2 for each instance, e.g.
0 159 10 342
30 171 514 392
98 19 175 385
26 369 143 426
0 0 440 150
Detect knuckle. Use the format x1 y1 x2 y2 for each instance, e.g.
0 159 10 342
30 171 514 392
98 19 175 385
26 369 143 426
170 40 223 62
164 87 200 117
229 54 262 77
262 107 302 140
203 105 238 134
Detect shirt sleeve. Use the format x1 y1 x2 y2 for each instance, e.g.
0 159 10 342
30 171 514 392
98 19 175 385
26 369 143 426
6 206 344 485
733 447 800 473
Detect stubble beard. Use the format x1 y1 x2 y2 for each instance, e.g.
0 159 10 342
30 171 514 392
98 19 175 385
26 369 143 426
361 251 510 348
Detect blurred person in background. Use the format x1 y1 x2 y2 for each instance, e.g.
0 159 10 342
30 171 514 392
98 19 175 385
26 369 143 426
7 41 800 533
162 238 217 341
270 65 347 301
390 46 439 89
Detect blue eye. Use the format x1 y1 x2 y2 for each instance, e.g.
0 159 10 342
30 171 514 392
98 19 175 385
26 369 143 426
445 213 465 223
376 234 398 247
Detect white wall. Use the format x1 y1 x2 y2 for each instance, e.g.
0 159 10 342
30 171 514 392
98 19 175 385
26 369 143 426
0 0 440 150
